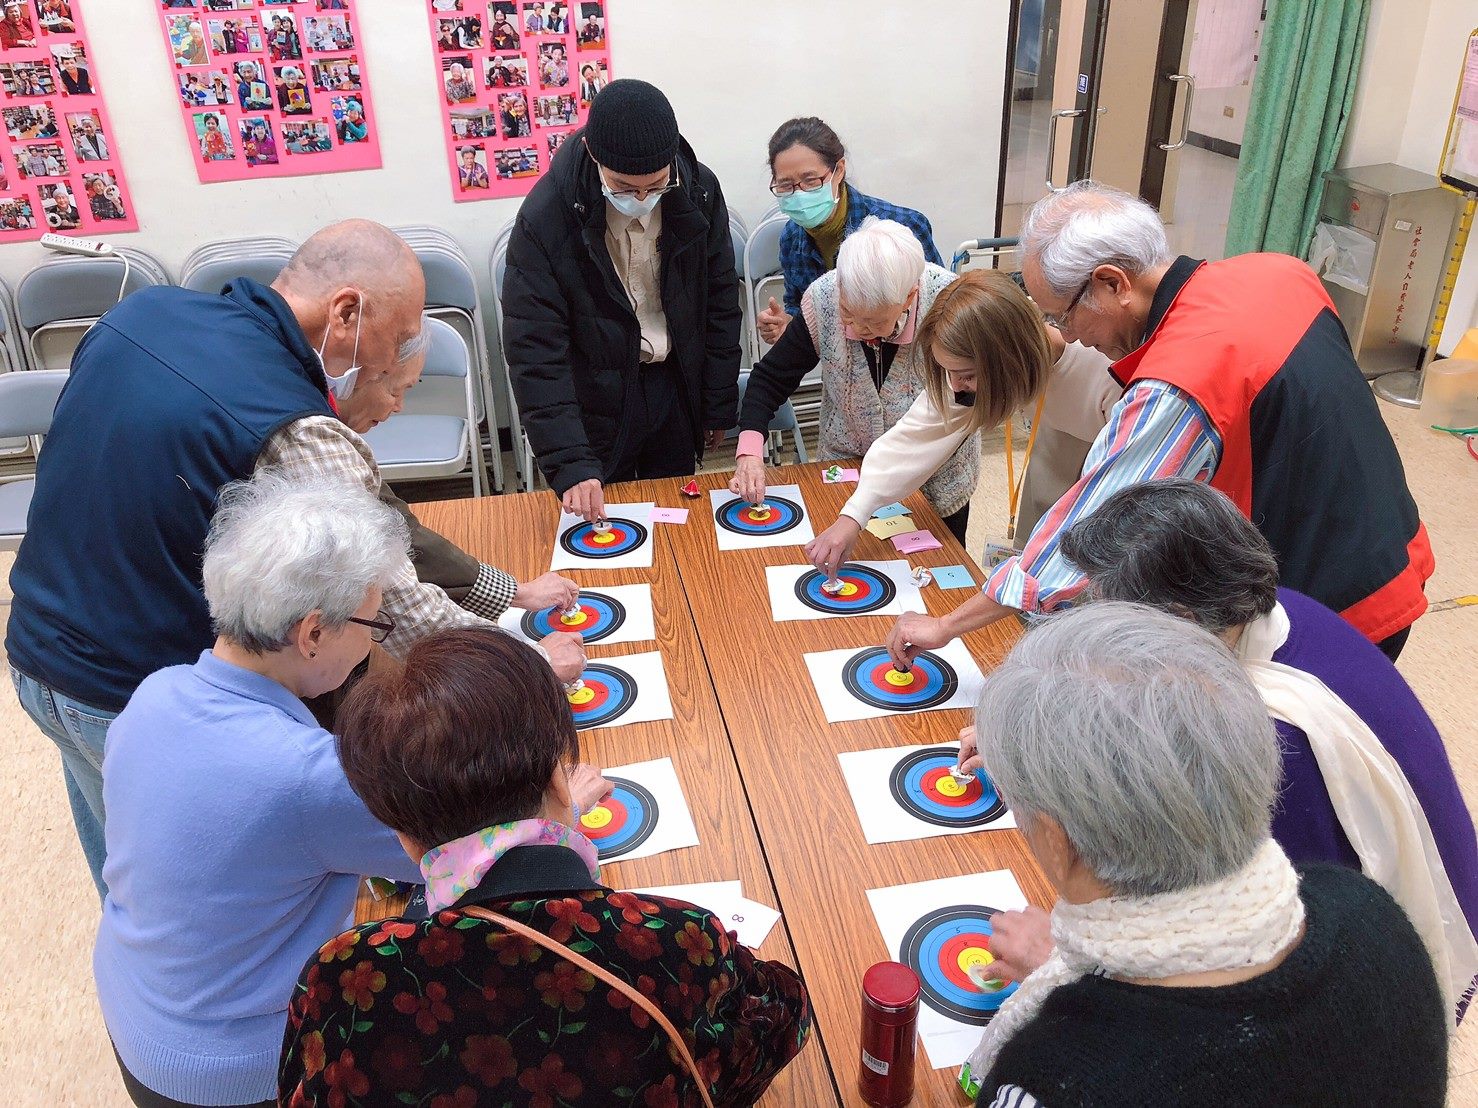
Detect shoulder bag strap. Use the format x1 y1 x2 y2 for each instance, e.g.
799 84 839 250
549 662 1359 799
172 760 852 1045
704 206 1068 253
461 904 718 1108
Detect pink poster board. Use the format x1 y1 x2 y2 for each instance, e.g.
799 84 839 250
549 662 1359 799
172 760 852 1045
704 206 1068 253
426 0 613 201
159 0 381 184
0 0 137 239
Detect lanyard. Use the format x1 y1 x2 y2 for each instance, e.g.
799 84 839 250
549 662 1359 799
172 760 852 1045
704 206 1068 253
1004 391 1047 541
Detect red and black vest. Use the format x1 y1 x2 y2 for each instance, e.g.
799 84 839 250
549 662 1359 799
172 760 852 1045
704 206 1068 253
1111 254 1432 643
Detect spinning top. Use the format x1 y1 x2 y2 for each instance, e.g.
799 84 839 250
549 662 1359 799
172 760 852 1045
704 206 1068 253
823 464 841 481
680 478 701 498
564 678 585 694
592 518 612 535
968 962 1008 992
910 565 933 588
948 764 974 783
750 501 770 517
559 602 584 625
820 576 845 595
892 661 912 675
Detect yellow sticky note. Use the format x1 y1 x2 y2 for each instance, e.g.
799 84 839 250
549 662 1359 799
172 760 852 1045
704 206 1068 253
865 515 919 540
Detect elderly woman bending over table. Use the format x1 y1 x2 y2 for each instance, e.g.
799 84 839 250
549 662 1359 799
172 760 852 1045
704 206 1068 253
964 603 1448 1107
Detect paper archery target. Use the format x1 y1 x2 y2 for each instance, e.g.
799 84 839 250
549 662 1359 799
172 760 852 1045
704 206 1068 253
888 747 1007 828
565 663 637 731
900 905 1020 1024
577 775 658 860
560 518 649 560
794 563 897 615
522 592 628 644
841 647 959 712
714 495 804 537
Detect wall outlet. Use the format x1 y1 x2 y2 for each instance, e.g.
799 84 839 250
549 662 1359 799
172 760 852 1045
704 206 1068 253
1223 106 1235 118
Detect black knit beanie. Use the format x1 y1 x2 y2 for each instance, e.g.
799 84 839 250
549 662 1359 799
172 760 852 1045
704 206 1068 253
583 79 679 175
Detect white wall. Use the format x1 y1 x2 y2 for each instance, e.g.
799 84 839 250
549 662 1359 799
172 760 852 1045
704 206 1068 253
1342 0 1478 355
1185 0 1262 147
0 0 1008 305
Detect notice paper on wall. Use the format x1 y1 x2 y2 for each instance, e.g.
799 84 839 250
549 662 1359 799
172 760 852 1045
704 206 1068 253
0 0 138 239
160 0 382 183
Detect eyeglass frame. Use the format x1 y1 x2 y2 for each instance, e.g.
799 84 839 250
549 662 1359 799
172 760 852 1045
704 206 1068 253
1040 272 1095 331
346 609 396 644
600 162 681 200
769 168 834 198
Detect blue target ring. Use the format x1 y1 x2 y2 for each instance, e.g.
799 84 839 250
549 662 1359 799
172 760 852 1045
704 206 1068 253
565 662 637 731
888 747 1007 828
842 647 959 712
560 517 648 560
794 564 897 615
715 495 803 537
900 905 1020 1024
577 775 658 860
522 592 628 644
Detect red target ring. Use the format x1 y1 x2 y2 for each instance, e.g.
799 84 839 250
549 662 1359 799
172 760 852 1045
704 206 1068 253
919 766 985 808
869 662 922 695
570 678 612 716
579 526 631 551
939 931 996 992
580 794 630 842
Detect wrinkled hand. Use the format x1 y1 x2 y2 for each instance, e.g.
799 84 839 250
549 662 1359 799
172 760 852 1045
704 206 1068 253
539 630 585 684
804 517 862 576
728 454 767 506
512 572 581 613
757 297 790 345
885 611 952 667
704 428 728 451
984 906 1054 984
956 723 982 775
569 762 613 814
561 478 605 523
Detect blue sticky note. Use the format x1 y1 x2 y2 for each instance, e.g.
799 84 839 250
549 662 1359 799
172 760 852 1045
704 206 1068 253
872 502 911 519
934 564 975 589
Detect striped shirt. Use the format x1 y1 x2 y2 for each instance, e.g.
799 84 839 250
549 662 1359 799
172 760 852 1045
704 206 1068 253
987 1085 1042 1108
985 380 1222 612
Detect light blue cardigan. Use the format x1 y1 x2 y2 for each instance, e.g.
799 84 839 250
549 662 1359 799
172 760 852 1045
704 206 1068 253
94 650 419 1105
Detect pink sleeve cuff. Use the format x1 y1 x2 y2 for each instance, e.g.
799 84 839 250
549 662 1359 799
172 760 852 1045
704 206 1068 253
735 429 766 458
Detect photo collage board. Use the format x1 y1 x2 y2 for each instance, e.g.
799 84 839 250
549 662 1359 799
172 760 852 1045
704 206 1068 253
160 0 381 183
0 0 137 239
426 0 613 201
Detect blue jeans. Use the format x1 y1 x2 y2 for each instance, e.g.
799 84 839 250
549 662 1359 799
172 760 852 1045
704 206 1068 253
10 665 116 900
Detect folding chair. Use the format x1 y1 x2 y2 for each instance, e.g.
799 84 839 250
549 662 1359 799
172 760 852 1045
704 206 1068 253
180 236 297 294
0 276 34 461
951 237 1020 275
490 223 541 492
16 248 170 372
360 317 485 497
733 370 808 465
0 370 68 551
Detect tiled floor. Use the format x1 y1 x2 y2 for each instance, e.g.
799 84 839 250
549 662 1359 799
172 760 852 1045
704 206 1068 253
1 401 1475 1105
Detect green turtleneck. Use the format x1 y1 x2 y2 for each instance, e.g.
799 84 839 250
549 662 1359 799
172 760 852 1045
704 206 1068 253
806 184 849 270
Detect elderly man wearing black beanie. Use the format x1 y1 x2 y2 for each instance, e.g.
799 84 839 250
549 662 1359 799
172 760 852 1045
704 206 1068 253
503 78 742 519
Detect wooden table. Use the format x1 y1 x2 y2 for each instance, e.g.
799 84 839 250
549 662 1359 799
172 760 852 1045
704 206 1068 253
365 465 1050 1106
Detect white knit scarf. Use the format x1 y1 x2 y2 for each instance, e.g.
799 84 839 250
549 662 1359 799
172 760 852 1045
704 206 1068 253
963 839 1304 1083
1237 602 1478 1026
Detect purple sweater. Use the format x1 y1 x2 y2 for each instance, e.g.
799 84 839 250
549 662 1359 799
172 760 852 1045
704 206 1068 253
1270 588 1478 952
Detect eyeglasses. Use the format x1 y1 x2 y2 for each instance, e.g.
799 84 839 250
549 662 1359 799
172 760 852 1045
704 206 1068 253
602 164 680 200
769 171 832 198
346 609 395 644
1041 274 1094 331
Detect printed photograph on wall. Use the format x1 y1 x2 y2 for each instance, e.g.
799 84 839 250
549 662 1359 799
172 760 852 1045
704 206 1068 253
0 0 135 239
159 0 381 183
424 0 612 200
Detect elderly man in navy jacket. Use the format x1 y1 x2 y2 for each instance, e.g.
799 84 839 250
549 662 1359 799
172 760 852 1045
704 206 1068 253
7 220 584 898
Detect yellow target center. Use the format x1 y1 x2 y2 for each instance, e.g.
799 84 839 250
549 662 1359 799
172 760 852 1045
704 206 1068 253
884 668 916 687
836 580 859 597
748 506 771 521
567 685 596 705
580 806 612 830
591 531 617 545
559 610 588 626
936 774 968 798
958 946 994 975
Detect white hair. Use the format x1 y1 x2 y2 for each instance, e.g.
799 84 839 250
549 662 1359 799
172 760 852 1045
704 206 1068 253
1020 180 1172 298
973 602 1278 897
835 216 926 310
397 314 432 365
203 470 410 654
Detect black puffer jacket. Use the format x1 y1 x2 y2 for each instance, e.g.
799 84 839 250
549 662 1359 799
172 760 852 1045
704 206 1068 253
502 131 742 495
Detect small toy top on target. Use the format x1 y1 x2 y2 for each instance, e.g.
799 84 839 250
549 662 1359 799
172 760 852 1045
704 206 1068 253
680 478 701 498
592 518 611 535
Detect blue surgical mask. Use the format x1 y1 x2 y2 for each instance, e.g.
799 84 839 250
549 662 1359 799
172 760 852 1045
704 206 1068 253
777 177 838 229
603 186 661 219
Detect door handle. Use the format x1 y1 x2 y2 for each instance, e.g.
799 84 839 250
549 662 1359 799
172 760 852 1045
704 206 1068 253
1158 73 1195 151
1045 108 1086 193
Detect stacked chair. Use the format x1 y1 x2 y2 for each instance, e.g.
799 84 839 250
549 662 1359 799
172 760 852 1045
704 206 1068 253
0 276 34 465
393 224 502 494
488 218 534 491
0 370 68 550
743 212 822 445
179 236 298 294
16 247 170 372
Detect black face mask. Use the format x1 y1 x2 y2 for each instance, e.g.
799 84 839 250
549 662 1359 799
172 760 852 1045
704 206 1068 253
953 389 977 408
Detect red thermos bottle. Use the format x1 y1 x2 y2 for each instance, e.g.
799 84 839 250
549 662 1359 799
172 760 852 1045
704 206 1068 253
858 961 920 1106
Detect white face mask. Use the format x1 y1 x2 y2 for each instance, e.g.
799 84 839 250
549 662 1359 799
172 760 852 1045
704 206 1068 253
318 291 364 401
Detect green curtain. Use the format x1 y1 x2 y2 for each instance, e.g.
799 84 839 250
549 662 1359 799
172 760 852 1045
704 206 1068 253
1224 0 1369 258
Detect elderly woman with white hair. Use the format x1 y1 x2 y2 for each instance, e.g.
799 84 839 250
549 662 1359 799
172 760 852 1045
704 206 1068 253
732 216 977 541
92 471 604 1108
962 602 1448 1108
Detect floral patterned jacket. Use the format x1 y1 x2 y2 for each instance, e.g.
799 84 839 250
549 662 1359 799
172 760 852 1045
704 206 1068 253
278 845 813 1107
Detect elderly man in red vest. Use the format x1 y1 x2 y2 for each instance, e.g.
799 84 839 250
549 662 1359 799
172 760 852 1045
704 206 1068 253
888 179 1432 663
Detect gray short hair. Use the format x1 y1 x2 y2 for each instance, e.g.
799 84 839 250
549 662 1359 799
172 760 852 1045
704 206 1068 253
1060 479 1279 633
974 602 1278 897
397 315 432 365
202 470 410 653
1020 180 1172 298
836 216 926 310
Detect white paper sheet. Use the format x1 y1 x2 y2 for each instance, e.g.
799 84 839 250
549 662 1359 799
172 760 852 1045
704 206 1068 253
498 583 656 647
866 870 1029 1070
838 743 1016 844
550 502 656 570
579 756 698 863
628 880 782 949
803 639 986 723
708 483 815 550
764 559 925 623
569 650 673 732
